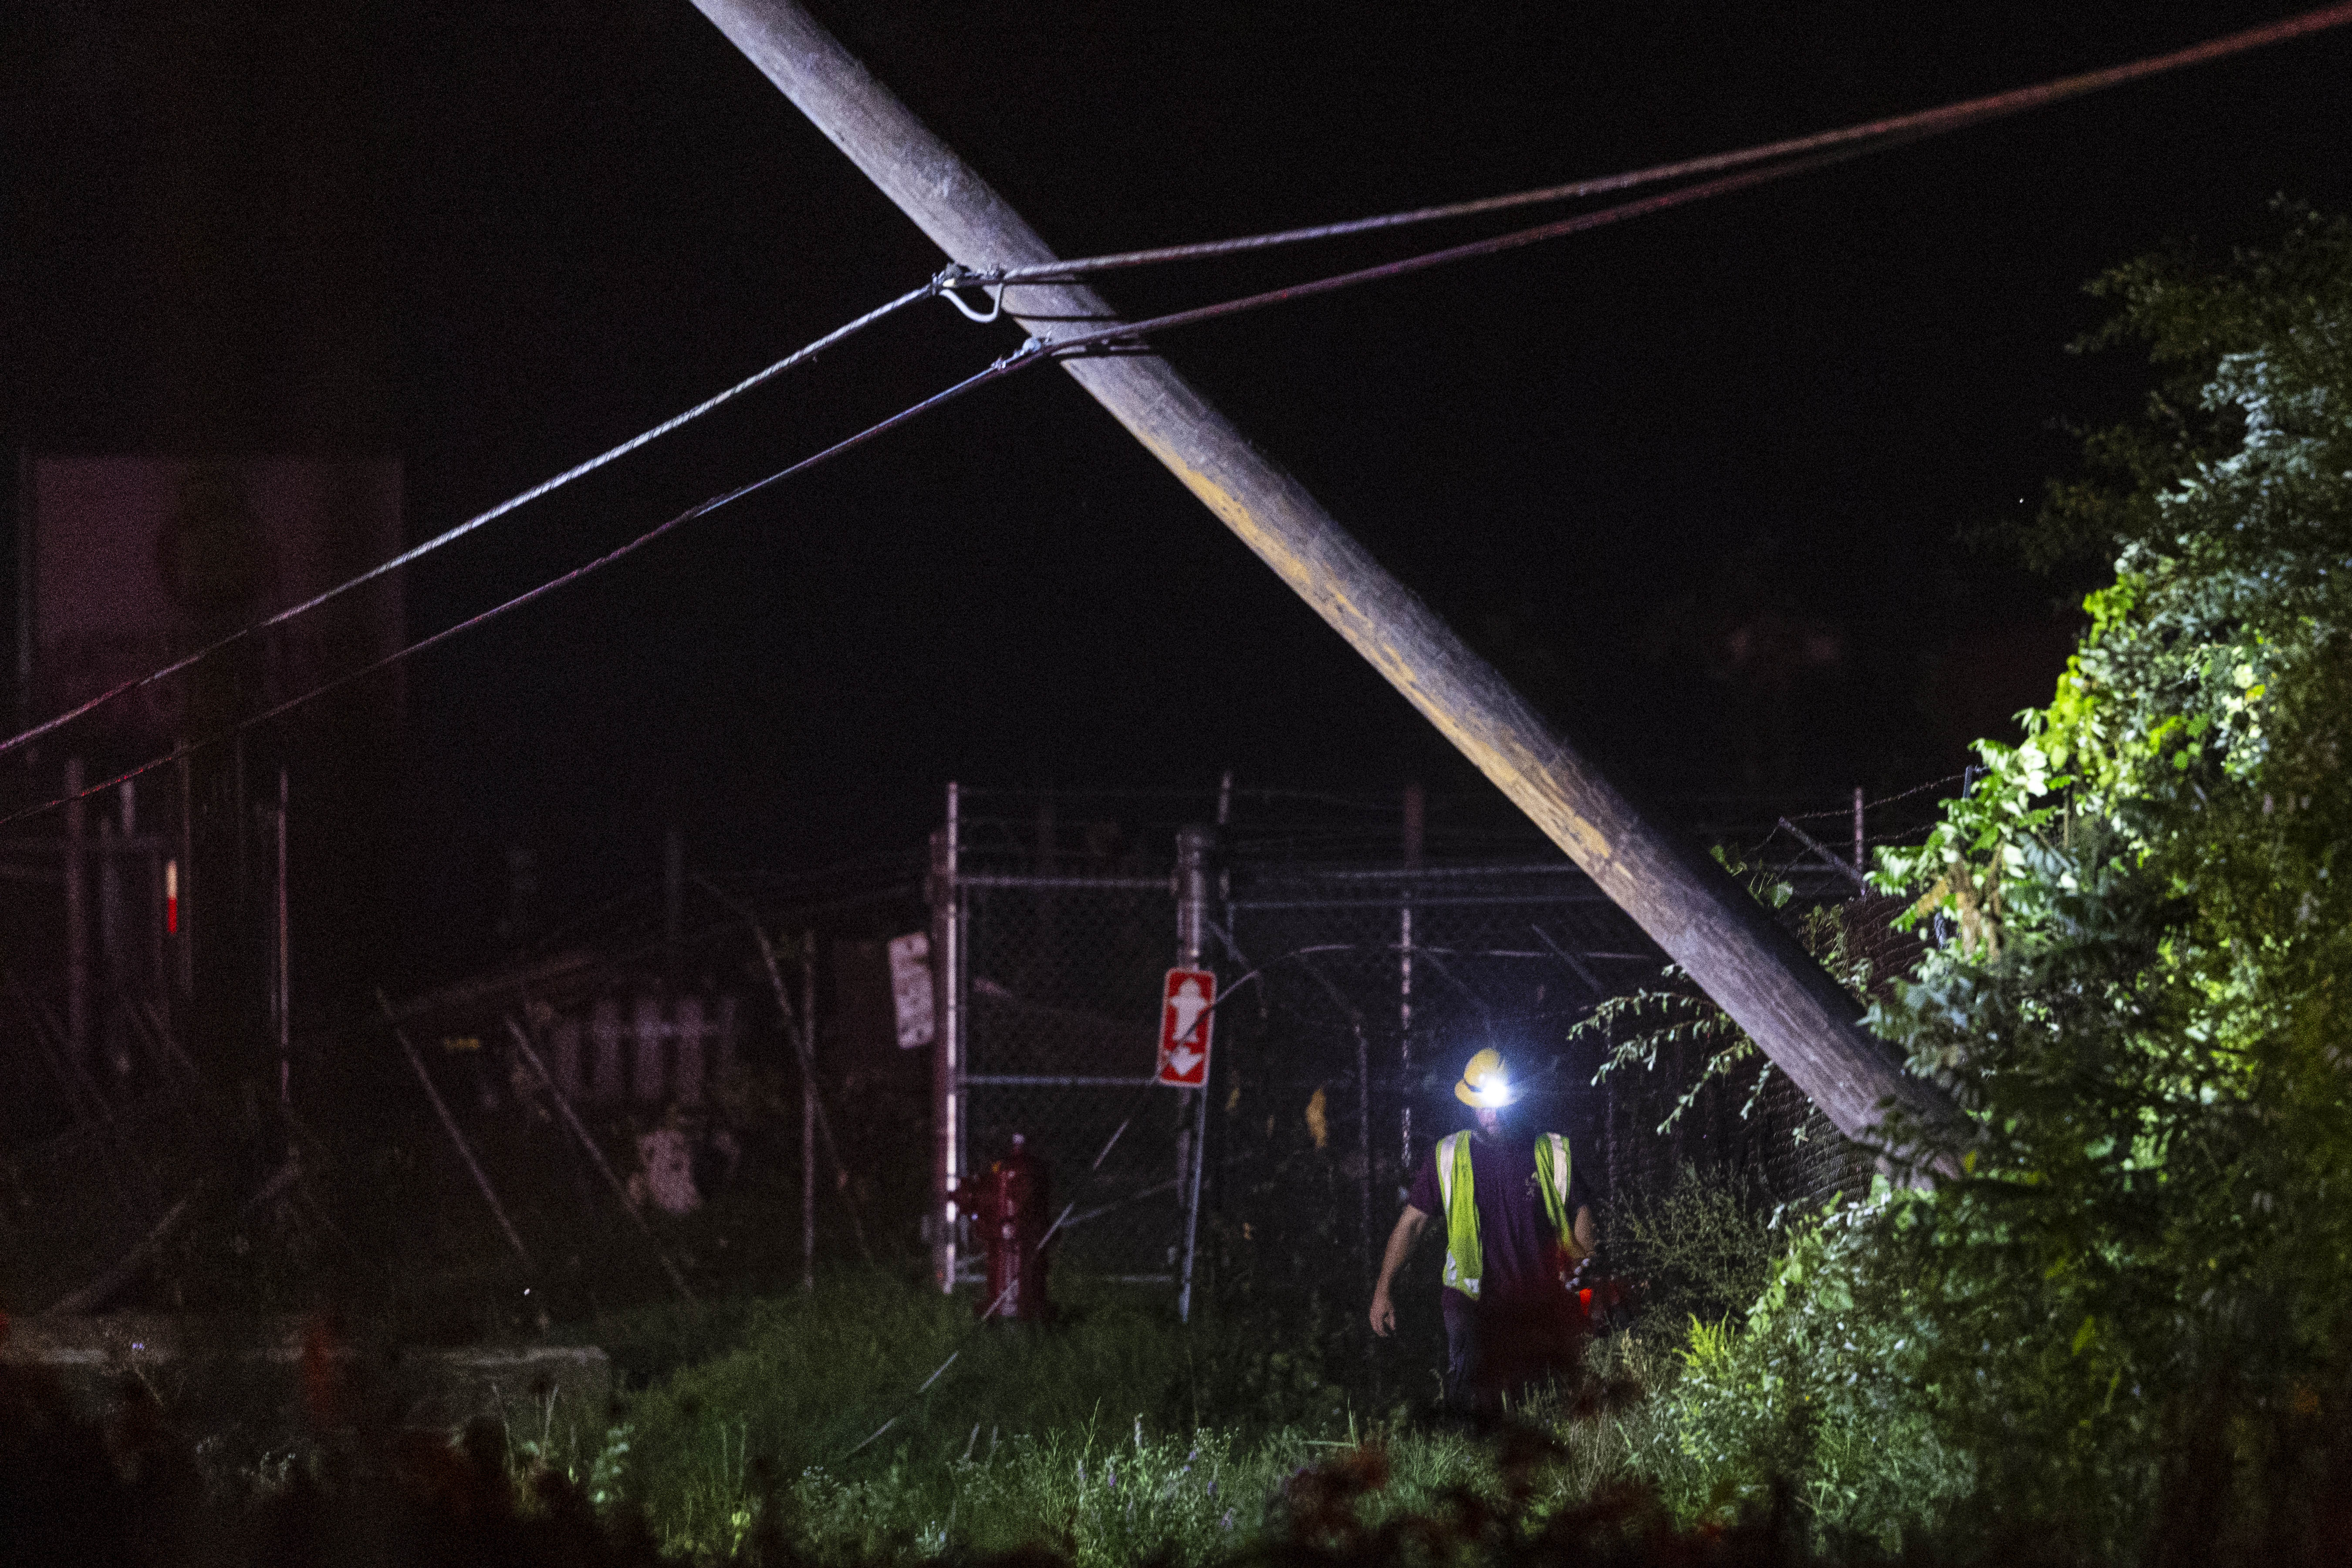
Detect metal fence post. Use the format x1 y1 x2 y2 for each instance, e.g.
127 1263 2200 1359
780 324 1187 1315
801 929 817 1292
929 784 962 1293
1355 1022 1372 1282
1176 823 1213 1323
1398 784 1422 1182
65 755 87 1076
275 766 290 1104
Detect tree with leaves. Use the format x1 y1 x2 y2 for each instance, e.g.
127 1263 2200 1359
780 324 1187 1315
1626 210 2352 1562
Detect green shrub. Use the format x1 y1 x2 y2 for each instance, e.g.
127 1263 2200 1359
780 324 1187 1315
1620 210 2352 1563
1629 1193 1970 1550
1605 1162 1782 1344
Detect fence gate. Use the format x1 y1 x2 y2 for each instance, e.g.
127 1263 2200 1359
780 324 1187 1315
927 783 1904 1315
929 785 1697 1305
930 781 1193 1288
1221 862 1657 1256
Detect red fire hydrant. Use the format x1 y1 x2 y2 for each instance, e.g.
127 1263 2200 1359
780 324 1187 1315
966 1133 1053 1321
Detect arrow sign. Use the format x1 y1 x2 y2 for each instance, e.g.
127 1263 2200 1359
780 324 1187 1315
1155 968 1216 1088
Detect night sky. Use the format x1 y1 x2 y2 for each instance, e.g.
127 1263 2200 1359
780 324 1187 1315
7 2 2350 961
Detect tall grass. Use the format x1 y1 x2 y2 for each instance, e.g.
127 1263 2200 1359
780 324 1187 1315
595 1275 1661 1563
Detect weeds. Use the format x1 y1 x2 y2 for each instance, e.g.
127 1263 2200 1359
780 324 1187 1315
1605 1163 1783 1344
588 1273 1679 1563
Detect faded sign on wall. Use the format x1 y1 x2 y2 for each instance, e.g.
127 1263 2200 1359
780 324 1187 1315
21 456 403 749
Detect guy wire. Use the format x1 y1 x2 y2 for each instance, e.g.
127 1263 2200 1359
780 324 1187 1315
13 2 2346 764
0 279 945 767
12 5 2352 821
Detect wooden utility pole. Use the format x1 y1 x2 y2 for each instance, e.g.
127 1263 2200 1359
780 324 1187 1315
801 929 816 1292
689 0 1957 1155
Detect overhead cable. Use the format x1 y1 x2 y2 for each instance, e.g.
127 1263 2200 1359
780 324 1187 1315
11 7 2352 822
9 2 2345 767
1022 136 1911 360
964 0 2352 288
1 143 1904 830
0 279 944 767
0 352 1026 831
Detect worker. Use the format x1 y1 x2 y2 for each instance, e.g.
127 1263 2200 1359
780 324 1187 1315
1369 1048 1595 1410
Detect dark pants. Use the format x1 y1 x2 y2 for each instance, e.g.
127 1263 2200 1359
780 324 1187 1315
1441 1290 1487 1409
1441 1288 1587 1412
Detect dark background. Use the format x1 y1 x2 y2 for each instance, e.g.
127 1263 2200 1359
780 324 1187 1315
5 0 2349 984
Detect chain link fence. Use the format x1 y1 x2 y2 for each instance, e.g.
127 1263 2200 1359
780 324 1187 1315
0 777 1948 1323
929 784 1937 1310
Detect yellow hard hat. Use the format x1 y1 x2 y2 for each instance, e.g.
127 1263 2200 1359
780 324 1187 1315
1455 1048 1517 1108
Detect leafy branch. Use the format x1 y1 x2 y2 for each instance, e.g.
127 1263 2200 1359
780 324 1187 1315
1577 855 1880 1139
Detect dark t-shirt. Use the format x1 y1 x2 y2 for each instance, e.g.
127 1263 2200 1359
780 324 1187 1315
1407 1130 1593 1309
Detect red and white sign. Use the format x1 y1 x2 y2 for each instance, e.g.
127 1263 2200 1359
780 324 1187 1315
1155 968 1217 1087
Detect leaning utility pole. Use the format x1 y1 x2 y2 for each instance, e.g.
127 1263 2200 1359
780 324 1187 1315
689 0 1958 1156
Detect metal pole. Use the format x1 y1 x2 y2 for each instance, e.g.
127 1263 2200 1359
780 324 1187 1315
688 0 1958 1158
64 755 87 1076
276 766 289 1103
175 755 193 1000
383 998 532 1269
745 917 872 1260
930 784 962 1291
663 824 685 958
1399 783 1421 1177
1355 1022 1372 1283
125 782 163 1018
1179 1066 1211 1321
1853 785 1867 873
232 734 247 916
148 845 165 1020
1605 1052 1619 1212
13 451 30 732
104 788 132 1055
98 816 121 1075
1175 823 1213 1323
1176 825 1211 968
499 1014 695 1302
801 929 817 1292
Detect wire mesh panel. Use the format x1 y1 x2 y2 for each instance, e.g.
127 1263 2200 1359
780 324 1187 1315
939 786 1915 1308
1219 868 1655 1271
956 874 1186 1279
0 1092 201 1311
946 843 1680 1292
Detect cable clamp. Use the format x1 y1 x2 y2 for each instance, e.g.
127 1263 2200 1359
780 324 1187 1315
936 263 1006 324
993 336 1050 373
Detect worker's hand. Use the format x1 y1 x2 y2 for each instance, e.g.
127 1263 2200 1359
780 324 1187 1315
1369 1286 1396 1338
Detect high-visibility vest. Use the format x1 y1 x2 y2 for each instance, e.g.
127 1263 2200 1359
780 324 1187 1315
1436 1131 1577 1301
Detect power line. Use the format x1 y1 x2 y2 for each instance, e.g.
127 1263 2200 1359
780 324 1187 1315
12 6 2350 825
6 143 1883 831
1777 772 1970 823
962 0 2352 289
0 278 945 768
10 2 2345 766
1021 135 1911 361
0 352 1027 831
